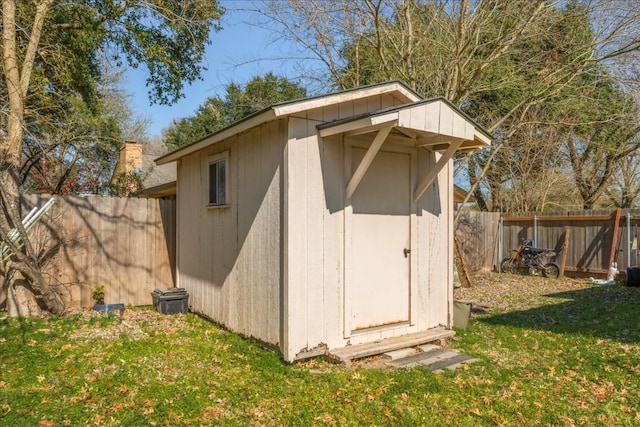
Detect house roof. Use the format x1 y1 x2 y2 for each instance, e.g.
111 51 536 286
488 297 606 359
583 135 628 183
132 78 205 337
139 180 176 198
142 153 177 188
454 185 475 203
155 81 422 165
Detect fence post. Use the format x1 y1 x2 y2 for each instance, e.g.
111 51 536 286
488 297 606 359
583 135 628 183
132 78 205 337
609 208 622 268
627 213 631 268
559 228 570 277
498 216 503 272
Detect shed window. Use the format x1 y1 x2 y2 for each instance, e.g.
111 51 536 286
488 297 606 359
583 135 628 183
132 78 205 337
207 152 228 206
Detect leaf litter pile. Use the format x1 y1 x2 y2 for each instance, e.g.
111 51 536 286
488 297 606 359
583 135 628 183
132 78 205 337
67 308 188 342
1 274 639 426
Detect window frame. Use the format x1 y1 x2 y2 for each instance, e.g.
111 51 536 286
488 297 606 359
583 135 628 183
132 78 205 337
206 151 230 208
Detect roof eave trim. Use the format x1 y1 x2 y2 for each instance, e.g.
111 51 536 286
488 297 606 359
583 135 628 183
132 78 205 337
156 109 277 165
274 81 420 116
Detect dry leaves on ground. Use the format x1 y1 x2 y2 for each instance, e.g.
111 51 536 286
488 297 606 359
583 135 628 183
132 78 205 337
454 273 594 313
67 309 193 342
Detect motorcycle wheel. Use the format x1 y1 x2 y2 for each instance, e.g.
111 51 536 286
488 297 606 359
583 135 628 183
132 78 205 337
500 258 518 274
542 262 560 278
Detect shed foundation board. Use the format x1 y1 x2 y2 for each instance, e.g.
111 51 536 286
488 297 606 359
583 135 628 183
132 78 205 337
326 328 455 363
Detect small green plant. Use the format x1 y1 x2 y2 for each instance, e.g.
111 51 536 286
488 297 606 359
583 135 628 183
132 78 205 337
92 285 105 305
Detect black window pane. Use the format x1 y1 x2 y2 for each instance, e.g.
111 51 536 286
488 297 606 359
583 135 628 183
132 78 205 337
209 163 218 204
218 160 226 203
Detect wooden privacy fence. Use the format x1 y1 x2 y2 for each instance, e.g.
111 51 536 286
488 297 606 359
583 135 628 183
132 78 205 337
1 195 176 309
454 210 501 273
456 208 640 277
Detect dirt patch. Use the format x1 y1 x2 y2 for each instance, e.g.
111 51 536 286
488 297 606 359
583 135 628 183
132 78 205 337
454 272 595 313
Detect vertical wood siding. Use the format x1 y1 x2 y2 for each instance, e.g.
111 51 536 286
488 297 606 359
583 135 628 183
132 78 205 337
176 90 457 361
283 94 454 360
177 120 284 346
417 148 452 329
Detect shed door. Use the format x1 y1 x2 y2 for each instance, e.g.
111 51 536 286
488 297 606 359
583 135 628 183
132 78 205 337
347 146 412 333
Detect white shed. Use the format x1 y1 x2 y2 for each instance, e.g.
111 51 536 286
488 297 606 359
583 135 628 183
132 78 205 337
156 81 491 362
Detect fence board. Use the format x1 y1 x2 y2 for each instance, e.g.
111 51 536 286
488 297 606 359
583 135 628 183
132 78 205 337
455 210 500 272
1 195 176 309
456 208 640 278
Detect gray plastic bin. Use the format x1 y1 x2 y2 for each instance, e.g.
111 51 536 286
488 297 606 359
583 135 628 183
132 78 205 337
151 288 189 314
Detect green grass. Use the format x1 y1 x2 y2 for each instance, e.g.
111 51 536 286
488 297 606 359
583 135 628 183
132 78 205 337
1 281 640 426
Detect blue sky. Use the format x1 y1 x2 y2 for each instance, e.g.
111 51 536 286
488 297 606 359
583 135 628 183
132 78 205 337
126 1 294 138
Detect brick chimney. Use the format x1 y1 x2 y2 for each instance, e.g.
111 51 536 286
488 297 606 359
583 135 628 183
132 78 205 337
115 140 143 175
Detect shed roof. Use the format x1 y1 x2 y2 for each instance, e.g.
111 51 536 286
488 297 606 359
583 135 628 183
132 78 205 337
156 81 421 165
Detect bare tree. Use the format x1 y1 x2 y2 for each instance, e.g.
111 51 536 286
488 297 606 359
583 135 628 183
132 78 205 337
606 151 640 208
254 0 640 212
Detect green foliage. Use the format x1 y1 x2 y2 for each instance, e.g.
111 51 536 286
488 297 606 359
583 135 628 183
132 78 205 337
19 92 123 195
91 285 105 305
464 1 638 210
1 283 639 426
103 170 145 197
164 73 307 150
1 0 223 195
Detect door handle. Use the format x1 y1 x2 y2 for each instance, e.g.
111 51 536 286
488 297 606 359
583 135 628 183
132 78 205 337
403 248 411 258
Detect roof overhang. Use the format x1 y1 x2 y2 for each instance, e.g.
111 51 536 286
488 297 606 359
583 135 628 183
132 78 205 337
454 185 475 203
138 181 176 198
317 97 492 150
317 98 492 202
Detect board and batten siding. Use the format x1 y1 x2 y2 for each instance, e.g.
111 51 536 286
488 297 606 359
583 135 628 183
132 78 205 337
177 119 285 346
416 148 454 329
175 88 458 361
283 94 453 361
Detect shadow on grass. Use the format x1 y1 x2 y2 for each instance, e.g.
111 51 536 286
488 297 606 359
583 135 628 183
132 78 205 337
480 285 640 344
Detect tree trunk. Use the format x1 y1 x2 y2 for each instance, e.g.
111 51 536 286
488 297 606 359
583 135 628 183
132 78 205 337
1 0 65 316
0 171 66 316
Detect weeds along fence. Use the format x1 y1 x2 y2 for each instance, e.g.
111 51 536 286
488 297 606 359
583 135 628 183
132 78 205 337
1 194 176 309
456 208 640 278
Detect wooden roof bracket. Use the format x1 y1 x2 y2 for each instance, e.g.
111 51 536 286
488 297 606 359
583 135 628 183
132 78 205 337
413 139 463 202
345 122 396 200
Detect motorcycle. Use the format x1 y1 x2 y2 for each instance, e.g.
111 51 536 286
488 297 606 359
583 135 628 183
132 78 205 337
500 239 560 278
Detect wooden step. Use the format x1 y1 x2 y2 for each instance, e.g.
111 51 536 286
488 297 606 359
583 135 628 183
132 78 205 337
327 327 455 365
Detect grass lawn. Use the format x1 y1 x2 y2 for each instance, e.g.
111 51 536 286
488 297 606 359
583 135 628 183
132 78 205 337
1 275 639 426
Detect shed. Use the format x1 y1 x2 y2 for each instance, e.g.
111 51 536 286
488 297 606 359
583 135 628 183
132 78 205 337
156 81 491 362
